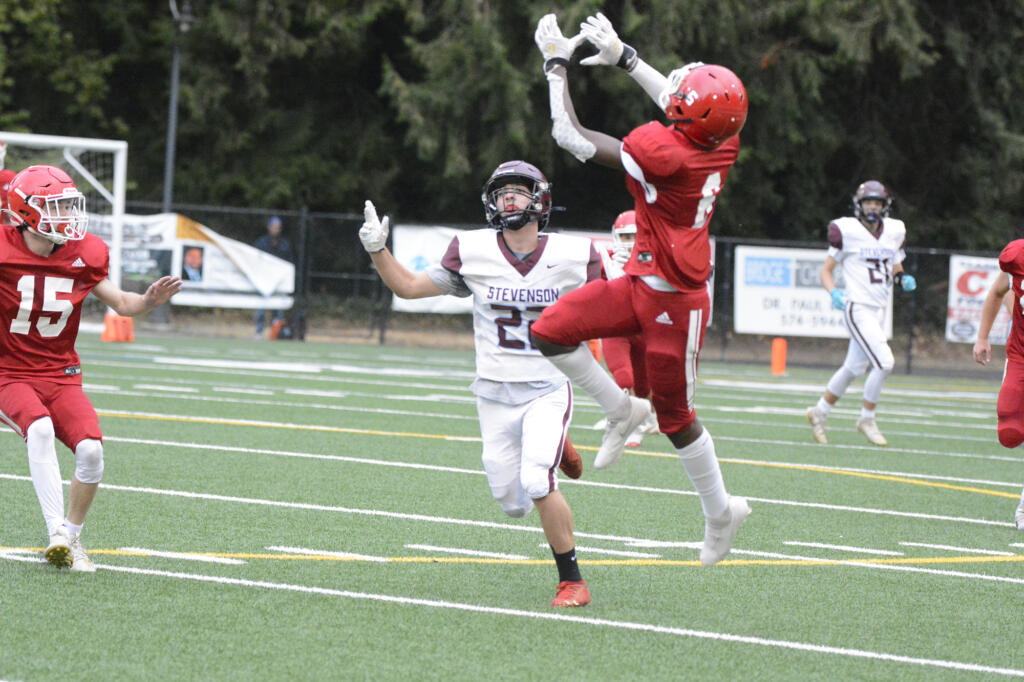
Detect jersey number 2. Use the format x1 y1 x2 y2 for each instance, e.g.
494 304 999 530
10 275 74 337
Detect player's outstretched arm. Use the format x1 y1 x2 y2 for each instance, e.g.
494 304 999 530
974 271 1011 365
361 200 442 299
578 12 669 107
535 15 621 168
92 275 182 316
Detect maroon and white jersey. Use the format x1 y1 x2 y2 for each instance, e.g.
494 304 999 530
619 122 739 291
827 216 907 308
433 229 599 383
999 239 1024 362
0 226 109 383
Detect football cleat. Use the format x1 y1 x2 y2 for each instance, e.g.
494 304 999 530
700 496 751 567
550 580 591 607
806 406 828 444
44 527 74 569
625 426 644 448
69 536 96 573
595 396 651 470
559 437 583 480
856 417 888 446
1015 495 1024 531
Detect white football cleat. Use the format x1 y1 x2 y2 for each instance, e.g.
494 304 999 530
44 527 74 569
700 496 751 567
856 417 888 446
625 426 644 448
594 396 651 470
805 406 828 444
1015 494 1024 531
69 536 96 573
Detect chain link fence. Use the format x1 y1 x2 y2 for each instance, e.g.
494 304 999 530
122 201 1000 375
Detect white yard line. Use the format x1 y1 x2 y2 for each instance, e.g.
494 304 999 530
266 546 389 562
118 547 247 564
0 550 1020 678
782 542 903 556
406 545 530 560
898 542 1015 556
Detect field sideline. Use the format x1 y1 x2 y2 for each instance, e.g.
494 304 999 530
1 332 1022 680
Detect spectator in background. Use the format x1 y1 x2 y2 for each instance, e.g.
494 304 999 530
182 246 204 282
253 216 293 338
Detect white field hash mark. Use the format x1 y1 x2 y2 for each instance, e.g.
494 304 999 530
0 550 1021 678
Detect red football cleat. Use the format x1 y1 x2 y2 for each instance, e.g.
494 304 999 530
550 580 591 607
559 437 582 479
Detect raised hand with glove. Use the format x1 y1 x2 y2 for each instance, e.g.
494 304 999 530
534 14 584 74
578 12 637 71
359 200 389 254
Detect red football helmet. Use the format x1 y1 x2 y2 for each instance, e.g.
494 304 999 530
611 209 637 261
0 169 16 213
4 165 88 243
481 160 553 230
660 63 748 149
852 180 891 224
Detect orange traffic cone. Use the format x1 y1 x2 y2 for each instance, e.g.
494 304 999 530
101 311 134 343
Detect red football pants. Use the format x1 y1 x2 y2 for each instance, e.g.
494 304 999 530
532 276 708 434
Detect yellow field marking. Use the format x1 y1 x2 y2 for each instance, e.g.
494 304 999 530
7 545 1024 568
99 409 1016 500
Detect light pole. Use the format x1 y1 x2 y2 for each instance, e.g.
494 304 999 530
161 0 196 212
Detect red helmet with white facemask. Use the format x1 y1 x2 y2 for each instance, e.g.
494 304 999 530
659 63 748 149
611 210 637 261
4 165 88 244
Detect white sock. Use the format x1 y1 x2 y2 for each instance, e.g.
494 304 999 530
860 407 875 420
544 345 630 419
676 428 729 518
61 520 83 536
816 398 832 415
26 418 64 535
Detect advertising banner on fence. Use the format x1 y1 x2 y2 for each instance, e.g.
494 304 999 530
946 254 1011 344
89 213 294 309
732 245 892 338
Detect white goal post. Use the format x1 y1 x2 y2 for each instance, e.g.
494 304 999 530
0 131 127 289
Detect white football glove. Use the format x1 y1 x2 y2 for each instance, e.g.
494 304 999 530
611 244 631 265
579 12 637 71
534 14 584 73
359 200 389 253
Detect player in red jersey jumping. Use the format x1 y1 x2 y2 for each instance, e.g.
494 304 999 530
0 165 181 571
531 12 750 566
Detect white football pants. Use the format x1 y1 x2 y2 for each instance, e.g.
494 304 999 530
827 302 895 404
476 382 573 519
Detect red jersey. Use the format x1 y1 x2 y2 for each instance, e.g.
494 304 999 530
0 226 109 382
999 239 1024 362
620 122 739 291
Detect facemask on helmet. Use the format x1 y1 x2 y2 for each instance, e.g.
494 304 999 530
611 210 637 261
659 63 748 149
852 180 891 225
3 165 88 244
481 160 553 231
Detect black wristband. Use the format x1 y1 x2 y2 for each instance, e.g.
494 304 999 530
616 44 638 72
543 57 569 74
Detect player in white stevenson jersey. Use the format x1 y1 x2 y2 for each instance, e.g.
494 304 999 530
359 160 600 608
806 180 917 446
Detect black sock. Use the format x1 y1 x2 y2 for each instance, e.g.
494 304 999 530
552 546 582 582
